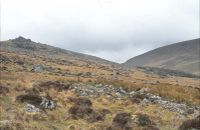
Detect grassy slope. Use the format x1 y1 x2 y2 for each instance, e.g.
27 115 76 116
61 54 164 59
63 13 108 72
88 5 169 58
0 49 200 130
124 39 200 75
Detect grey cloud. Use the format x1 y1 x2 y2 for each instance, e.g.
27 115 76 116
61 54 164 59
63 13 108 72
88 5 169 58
1 0 199 63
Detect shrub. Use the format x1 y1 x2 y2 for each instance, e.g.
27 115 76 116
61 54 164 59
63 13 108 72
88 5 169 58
108 112 132 130
137 114 155 126
68 105 103 122
0 84 9 95
68 97 92 107
68 97 104 122
142 125 160 130
179 115 200 130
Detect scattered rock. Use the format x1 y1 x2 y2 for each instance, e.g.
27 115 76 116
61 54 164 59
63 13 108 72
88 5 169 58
179 115 200 130
73 81 200 115
129 91 199 114
32 65 44 73
108 112 132 130
138 66 200 78
70 83 128 98
186 108 195 115
68 83 199 115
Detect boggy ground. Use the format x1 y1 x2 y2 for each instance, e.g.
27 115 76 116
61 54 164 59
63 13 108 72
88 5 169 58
0 50 200 130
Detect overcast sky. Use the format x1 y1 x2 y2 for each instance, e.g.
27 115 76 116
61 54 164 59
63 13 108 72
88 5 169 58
1 0 199 63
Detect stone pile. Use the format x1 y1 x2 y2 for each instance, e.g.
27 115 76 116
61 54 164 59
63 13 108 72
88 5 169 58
130 92 200 115
70 84 127 98
69 84 199 115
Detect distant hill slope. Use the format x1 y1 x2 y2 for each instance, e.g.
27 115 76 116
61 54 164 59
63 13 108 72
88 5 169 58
0 36 118 66
124 39 200 75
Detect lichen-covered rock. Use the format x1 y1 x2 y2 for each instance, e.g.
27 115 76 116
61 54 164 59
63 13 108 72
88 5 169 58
40 97 56 109
32 65 44 73
25 104 41 112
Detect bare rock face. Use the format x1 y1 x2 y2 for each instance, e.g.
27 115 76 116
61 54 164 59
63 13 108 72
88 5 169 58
11 36 38 51
108 112 132 130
